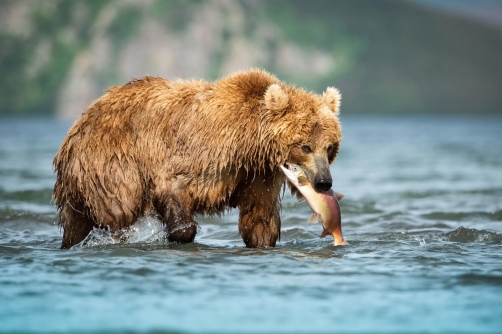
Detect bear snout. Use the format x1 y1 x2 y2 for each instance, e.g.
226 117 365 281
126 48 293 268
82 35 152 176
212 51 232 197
312 156 332 192
314 177 332 192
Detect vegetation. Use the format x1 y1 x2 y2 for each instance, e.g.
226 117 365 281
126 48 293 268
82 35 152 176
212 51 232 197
0 0 109 116
0 0 501 116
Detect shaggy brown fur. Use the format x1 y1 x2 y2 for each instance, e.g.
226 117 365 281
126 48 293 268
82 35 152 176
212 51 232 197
53 69 342 249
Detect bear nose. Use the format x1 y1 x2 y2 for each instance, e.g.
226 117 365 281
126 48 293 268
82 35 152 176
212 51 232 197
315 179 332 192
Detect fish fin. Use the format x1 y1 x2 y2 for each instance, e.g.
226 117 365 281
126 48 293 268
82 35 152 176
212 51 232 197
320 229 330 238
297 176 309 187
296 192 305 202
335 192 345 201
308 212 321 224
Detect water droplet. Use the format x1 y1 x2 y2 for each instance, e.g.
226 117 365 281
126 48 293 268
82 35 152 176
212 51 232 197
415 237 426 247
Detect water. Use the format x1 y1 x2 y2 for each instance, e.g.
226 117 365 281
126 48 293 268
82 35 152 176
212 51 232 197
1 116 501 333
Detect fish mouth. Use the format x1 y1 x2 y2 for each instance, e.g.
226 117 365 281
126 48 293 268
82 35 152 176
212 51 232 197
281 163 307 203
280 163 295 183
280 163 293 176
281 162 300 191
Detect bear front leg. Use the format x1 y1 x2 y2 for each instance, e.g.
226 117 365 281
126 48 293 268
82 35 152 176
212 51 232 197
153 193 198 243
239 202 281 248
237 175 282 248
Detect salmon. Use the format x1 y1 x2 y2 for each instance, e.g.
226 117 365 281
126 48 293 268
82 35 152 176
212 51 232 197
280 164 348 246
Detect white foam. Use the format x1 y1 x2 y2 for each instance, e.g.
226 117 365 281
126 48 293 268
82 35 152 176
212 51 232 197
74 216 167 249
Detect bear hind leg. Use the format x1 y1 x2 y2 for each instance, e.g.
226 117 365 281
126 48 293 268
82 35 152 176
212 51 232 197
153 193 197 243
60 204 95 249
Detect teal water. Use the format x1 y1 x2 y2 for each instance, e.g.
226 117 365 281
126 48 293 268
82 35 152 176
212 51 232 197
0 116 501 333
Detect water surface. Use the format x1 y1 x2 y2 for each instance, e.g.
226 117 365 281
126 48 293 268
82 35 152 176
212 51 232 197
1 116 501 333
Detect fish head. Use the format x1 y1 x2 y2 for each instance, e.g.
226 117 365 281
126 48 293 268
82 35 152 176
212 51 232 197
279 163 309 189
289 163 307 179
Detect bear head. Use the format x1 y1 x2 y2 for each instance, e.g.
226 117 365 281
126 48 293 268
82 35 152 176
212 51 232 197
263 83 342 193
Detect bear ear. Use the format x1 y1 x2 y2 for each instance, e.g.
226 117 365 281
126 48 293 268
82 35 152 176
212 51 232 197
323 87 341 115
265 84 289 112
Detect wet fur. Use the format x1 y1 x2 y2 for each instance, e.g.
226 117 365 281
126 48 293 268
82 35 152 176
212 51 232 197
53 69 342 249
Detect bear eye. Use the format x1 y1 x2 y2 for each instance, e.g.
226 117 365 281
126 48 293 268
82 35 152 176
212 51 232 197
327 143 339 158
301 144 312 153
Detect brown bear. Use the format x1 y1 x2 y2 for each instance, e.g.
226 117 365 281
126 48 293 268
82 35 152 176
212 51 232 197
53 69 342 249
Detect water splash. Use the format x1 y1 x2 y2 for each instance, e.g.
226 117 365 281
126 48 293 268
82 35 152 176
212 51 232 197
115 216 167 243
75 216 167 249
77 225 117 248
443 226 502 243
415 237 426 246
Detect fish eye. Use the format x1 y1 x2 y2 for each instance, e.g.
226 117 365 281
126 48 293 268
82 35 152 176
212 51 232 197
301 144 312 153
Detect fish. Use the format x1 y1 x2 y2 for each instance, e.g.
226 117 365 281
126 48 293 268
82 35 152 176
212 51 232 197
280 164 348 246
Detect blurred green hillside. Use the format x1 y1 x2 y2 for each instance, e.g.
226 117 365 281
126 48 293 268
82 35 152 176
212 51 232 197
1 0 501 118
